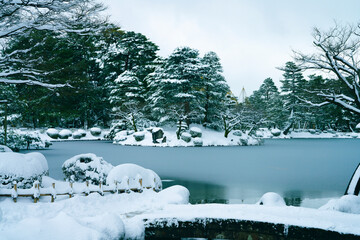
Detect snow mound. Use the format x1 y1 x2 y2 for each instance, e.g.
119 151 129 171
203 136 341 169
90 127 102 136
0 152 48 188
257 192 286 206
158 185 190 204
46 128 59 139
320 195 360 214
107 163 162 191
0 145 12 152
62 153 113 185
271 128 281 137
59 129 72 139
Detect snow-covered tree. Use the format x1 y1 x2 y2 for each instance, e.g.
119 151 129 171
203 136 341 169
147 47 202 125
295 23 360 116
200 51 230 128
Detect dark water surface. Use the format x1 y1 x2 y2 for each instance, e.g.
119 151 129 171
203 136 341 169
23 139 360 207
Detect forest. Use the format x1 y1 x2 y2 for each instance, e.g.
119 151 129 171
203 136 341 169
0 0 359 137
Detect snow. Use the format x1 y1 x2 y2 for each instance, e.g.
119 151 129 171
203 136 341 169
59 129 72 139
46 128 59 138
107 164 162 191
256 192 286 206
90 127 102 136
356 123 360 129
0 152 48 180
256 128 360 139
0 145 12 152
320 195 360 214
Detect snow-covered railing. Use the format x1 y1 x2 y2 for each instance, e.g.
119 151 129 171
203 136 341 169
0 175 160 203
345 163 360 196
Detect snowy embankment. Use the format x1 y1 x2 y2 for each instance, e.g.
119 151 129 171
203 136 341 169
0 187 360 239
257 128 360 139
113 125 262 147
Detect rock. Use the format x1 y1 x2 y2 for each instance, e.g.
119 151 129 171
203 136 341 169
181 132 192 143
72 131 82 139
115 135 127 142
133 132 145 141
152 127 164 143
46 128 59 139
308 129 316 134
162 136 167 143
270 128 281 137
232 130 242 136
59 129 72 139
193 137 203 147
189 127 202 138
90 127 102 136
239 137 248 146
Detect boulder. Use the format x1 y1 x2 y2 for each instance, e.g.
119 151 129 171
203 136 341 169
152 127 164 143
90 127 102 136
190 127 202 138
308 129 316 134
193 137 203 147
181 132 192 143
270 128 281 137
133 132 145 142
232 130 242 136
162 136 167 143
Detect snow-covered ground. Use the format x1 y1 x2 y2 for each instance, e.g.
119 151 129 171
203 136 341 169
257 128 360 139
0 185 359 239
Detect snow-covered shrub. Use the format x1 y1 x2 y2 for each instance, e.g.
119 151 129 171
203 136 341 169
239 136 248 146
77 129 87 137
257 192 286 206
181 132 192 143
46 128 59 139
22 132 47 149
0 130 25 151
308 129 316 134
105 121 128 140
271 128 281 137
0 152 48 189
190 127 202 138
193 137 203 147
62 153 113 185
72 131 83 139
107 163 162 191
232 130 242 136
0 145 12 152
90 127 102 136
133 132 145 141
320 195 360 214
59 129 72 139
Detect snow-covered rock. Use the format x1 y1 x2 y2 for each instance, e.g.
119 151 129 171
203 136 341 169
59 129 72 139
181 132 192 143
107 163 162 191
193 137 203 147
0 145 12 152
90 127 102 136
271 128 281 137
152 127 164 143
133 132 145 142
62 153 113 185
320 195 360 214
190 127 202 138
309 129 316 134
46 128 59 139
0 152 48 188
257 192 286 206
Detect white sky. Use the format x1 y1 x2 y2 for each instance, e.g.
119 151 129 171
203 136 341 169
104 0 360 96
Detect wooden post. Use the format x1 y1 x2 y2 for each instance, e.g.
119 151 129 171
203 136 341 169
34 182 40 203
114 181 119 194
4 102 7 146
69 182 73 198
139 178 143 193
51 183 56 202
85 181 89 196
12 182 17 203
99 181 103 196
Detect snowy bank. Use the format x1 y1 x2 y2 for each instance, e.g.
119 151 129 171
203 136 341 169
257 128 360 139
113 125 262 147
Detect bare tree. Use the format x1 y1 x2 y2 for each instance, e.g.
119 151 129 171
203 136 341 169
0 0 106 88
294 23 360 115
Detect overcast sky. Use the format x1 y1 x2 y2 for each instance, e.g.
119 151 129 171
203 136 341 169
104 0 360 96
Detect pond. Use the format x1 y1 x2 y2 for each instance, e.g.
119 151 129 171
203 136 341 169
23 139 360 208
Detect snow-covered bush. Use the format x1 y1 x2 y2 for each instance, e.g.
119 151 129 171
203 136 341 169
46 128 59 139
308 129 316 134
0 152 48 189
90 127 102 136
257 192 286 206
193 137 203 147
77 129 87 137
107 163 162 191
113 131 128 142
181 132 192 143
62 153 113 185
72 131 83 139
0 145 12 152
59 129 72 139
232 130 242 136
239 136 248 146
271 128 281 137
320 195 360 214
133 132 145 142
0 130 47 151
190 127 202 138
105 121 128 140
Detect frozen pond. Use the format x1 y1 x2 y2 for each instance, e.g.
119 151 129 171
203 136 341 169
23 139 360 207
